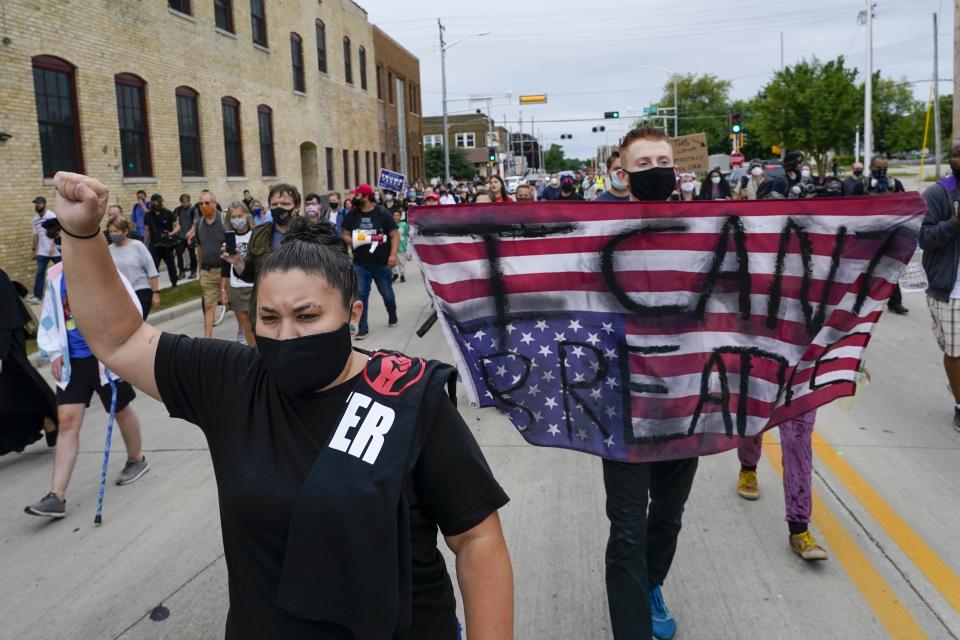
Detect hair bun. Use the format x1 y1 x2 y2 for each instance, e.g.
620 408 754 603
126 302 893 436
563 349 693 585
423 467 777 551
282 217 347 253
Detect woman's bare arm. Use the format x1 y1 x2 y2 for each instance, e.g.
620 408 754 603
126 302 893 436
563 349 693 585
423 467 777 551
53 172 161 399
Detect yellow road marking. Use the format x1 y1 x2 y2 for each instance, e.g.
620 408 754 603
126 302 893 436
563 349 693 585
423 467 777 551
810 430 960 614
762 434 927 639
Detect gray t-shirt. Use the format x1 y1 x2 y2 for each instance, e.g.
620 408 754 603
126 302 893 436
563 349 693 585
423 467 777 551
109 240 158 291
196 213 226 267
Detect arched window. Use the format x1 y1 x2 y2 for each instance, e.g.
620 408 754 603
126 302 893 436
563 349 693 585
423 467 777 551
343 36 352 84
175 86 203 176
31 55 83 176
221 96 244 176
291 32 305 92
358 46 367 90
257 105 276 177
115 73 152 177
315 20 327 73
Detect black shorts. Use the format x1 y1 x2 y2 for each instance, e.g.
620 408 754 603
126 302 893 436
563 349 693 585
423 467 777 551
56 356 136 411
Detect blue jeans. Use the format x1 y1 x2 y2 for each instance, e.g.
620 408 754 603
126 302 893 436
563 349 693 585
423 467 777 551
354 263 397 332
33 255 61 299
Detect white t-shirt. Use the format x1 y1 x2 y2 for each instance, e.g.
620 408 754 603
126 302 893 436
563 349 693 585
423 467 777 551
33 210 61 257
229 229 254 289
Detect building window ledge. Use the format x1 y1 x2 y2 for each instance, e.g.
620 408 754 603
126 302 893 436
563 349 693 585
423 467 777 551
215 27 237 39
42 178 54 186
253 43 270 54
182 176 207 183
122 177 158 184
226 176 247 181
261 176 279 181
293 90 307 97
168 7 196 22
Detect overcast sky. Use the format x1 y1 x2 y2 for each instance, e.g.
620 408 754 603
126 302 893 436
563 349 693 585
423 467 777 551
362 0 954 159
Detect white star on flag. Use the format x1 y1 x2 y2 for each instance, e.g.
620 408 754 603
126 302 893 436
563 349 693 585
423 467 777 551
535 319 549 332
520 332 534 345
474 329 486 341
538 345 552 357
601 322 614 334
568 319 583 332
544 397 558 409
547 424 561 436
586 333 601 346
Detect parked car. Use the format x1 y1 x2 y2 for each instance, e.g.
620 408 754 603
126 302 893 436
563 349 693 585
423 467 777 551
505 176 524 195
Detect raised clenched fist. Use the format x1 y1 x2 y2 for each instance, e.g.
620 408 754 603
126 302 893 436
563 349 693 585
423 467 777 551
51 172 109 237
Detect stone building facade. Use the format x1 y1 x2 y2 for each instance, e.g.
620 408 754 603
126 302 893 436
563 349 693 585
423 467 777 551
422 114 510 176
0 0 422 285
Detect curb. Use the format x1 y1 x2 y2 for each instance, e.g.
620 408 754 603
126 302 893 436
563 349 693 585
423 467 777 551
27 297 200 368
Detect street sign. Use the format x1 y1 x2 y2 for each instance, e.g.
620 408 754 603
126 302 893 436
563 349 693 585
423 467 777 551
519 94 547 104
485 131 499 147
730 152 745 166
644 106 658 115
377 168 406 193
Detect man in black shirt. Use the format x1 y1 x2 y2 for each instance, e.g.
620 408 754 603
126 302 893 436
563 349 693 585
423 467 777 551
194 189 228 338
146 194 179 288
173 193 198 279
557 175 584 201
865 155 909 314
341 184 399 340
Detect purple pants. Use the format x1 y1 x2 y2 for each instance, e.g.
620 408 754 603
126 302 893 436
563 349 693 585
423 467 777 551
737 410 816 525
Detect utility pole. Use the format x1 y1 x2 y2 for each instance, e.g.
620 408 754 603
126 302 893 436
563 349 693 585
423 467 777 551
780 32 785 161
438 18 450 183
863 1 875 172
934 12 942 177
954 0 960 140
672 77 678 137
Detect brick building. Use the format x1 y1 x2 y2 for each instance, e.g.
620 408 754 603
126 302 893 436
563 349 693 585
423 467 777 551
421 114 509 175
0 0 422 285
372 27 423 187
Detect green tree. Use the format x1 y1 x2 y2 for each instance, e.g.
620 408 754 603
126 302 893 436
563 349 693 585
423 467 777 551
544 143 567 172
751 56 860 175
869 75 917 154
887 94 953 157
648 74 733 155
424 145 475 180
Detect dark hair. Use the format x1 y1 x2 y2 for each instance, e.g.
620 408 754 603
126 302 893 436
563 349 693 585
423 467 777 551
605 151 620 171
179 193 190 201
305 192 321 204
267 183 302 209
258 218 356 309
488 175 509 201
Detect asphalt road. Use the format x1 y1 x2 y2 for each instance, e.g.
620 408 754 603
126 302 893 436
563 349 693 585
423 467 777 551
2 265 959 639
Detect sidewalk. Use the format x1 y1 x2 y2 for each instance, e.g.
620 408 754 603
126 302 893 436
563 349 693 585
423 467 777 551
2 262 955 639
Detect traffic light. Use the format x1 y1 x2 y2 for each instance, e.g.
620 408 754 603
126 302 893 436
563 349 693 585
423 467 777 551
730 111 743 135
592 126 606 133
487 147 497 162
560 134 573 140
604 111 620 119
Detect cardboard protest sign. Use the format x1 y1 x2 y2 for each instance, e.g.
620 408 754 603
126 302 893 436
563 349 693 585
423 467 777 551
410 195 923 462
671 133 710 175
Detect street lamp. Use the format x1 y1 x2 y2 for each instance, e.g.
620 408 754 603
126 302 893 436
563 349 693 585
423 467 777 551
637 65 679 137
438 20 490 182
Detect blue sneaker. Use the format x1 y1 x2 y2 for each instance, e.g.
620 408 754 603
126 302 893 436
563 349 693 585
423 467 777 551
649 585 677 640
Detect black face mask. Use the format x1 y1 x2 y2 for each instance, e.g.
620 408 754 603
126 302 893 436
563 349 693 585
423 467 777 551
873 168 887 180
328 201 340 209
852 169 864 177
624 167 677 201
351 197 364 209
272 207 293 226
257 323 353 396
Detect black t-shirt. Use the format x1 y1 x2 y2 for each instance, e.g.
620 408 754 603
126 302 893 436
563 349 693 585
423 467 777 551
196 213 226 268
343 205 398 268
154 333 508 640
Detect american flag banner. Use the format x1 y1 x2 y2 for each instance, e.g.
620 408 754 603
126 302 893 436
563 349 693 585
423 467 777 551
409 195 924 463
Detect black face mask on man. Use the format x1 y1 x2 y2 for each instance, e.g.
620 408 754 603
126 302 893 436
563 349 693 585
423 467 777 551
257 323 353 396
351 197 364 209
272 207 293 226
623 167 677 201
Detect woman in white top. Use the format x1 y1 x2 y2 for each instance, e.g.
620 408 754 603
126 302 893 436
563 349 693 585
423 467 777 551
224 203 256 347
108 216 159 319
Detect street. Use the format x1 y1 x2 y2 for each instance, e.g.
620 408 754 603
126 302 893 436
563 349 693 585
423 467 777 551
2 263 959 639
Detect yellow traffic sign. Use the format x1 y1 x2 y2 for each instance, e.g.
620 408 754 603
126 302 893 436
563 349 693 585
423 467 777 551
519 94 548 104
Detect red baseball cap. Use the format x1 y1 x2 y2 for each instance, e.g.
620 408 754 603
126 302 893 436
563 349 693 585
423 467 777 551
424 192 440 202
350 184 375 198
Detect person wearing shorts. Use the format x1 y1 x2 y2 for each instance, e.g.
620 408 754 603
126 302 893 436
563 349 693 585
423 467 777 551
224 203 255 347
25 261 149 519
194 190 229 338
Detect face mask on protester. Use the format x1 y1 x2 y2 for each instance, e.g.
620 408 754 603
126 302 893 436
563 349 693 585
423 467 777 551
681 181 696 193
853 168 864 177
751 166 763 177
374 193 382 203
257 323 352 396
305 204 321 220
328 200 339 209
271 207 293 226
623 166 676 202
609 171 627 192
253 207 263 216
109 233 125 244
230 216 247 230
872 168 887 180
351 197 364 209
406 190 416 200
801 168 812 179
711 176 722 185
384 193 394 202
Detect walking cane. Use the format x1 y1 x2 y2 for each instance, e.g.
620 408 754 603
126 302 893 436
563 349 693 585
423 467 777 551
94 378 118 525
